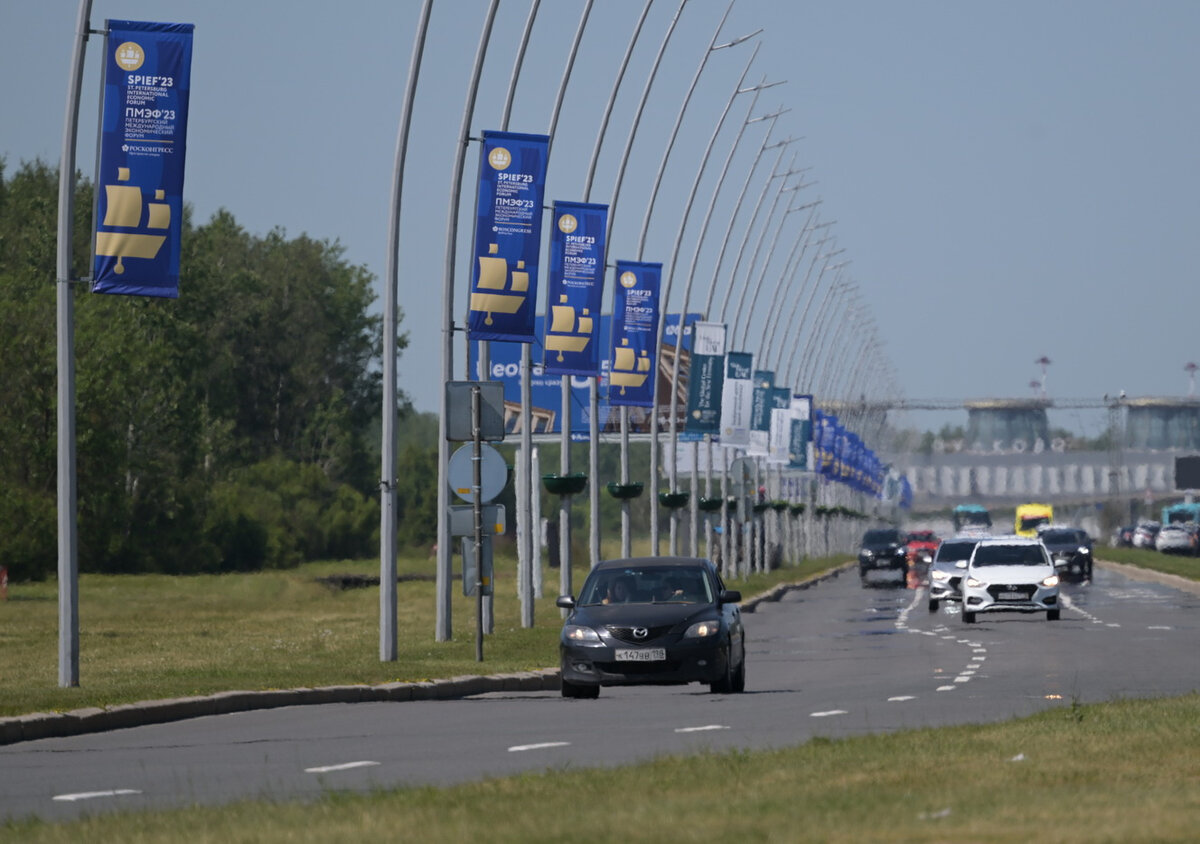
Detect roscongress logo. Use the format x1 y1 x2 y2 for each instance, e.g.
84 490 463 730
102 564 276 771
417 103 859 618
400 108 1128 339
487 147 512 171
557 213 578 234
115 41 145 71
619 271 638 289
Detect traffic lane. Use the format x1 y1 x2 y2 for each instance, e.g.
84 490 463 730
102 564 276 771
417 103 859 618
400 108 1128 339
3 565 1198 823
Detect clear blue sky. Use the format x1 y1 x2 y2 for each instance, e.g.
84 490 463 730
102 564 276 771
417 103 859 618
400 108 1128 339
4 1 1198 439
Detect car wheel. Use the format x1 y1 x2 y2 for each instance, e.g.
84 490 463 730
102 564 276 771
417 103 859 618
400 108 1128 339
963 610 976 624
1047 609 1060 621
560 678 580 698
581 684 600 699
731 648 746 693
562 679 598 699
928 598 939 612
710 648 734 694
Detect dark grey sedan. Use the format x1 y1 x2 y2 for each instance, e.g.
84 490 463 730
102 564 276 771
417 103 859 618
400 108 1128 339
555 556 745 699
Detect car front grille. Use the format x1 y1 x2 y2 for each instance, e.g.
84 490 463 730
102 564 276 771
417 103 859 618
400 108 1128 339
606 624 676 644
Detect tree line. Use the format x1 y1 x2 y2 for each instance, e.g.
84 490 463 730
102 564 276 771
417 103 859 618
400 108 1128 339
0 158 440 580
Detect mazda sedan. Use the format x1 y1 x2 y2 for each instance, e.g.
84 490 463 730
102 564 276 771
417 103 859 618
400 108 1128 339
556 556 745 699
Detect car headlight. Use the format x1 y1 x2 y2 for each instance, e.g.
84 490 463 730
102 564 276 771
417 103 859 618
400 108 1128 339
860 548 873 558
931 570 950 582
684 619 721 638
1042 575 1060 588
1077 546 1089 555
563 625 602 645
965 576 983 588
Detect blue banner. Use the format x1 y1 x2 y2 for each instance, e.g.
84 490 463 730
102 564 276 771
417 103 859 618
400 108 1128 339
476 312 696 438
747 370 775 456
608 261 661 408
93 20 194 297
683 322 725 436
787 394 813 469
543 201 607 376
467 131 550 342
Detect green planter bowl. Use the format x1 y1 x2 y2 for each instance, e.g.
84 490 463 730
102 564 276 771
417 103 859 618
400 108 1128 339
788 503 806 516
542 473 588 496
725 497 738 513
698 496 724 513
752 502 772 515
770 500 789 512
658 491 690 509
605 481 644 500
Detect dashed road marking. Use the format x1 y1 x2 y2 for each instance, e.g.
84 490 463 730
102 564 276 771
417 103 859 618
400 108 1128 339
888 696 915 702
304 761 380 773
810 710 848 717
53 789 141 802
1148 625 1172 630
675 725 729 733
508 742 570 753
936 685 957 692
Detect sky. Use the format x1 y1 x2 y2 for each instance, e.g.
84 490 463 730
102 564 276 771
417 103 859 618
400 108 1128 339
4 0 1199 440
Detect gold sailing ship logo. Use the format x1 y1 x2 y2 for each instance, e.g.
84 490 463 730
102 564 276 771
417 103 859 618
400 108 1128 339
470 243 528 325
545 294 593 361
94 167 169 275
610 338 651 394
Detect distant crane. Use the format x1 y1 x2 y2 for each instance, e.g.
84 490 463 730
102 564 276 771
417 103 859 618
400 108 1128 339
1186 361 1197 397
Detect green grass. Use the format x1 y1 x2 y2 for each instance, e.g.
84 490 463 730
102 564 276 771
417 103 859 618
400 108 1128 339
0 552 842 718
5 693 1198 842
1099 545 1200 580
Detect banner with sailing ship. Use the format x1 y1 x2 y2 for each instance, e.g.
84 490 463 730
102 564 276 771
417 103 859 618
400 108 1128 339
93 19 194 297
467 130 550 342
542 201 607 376
607 261 661 408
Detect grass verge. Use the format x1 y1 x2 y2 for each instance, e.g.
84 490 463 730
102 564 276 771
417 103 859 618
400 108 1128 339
1099 545 1199 580
4 693 1198 842
0 553 843 718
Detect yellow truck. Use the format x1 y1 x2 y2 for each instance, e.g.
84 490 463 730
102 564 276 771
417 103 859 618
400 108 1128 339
1015 503 1053 537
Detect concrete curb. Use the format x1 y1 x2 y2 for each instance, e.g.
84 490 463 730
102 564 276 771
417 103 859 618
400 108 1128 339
0 563 853 747
0 668 561 747
1096 559 1200 595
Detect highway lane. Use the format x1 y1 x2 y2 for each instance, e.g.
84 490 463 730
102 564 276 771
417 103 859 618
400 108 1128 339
2 565 1196 823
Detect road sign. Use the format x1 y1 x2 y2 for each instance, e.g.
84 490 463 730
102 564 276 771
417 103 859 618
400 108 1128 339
448 443 508 503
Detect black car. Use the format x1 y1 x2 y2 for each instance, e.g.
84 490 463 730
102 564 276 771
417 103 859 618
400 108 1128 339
555 556 745 699
1039 527 1094 581
858 528 908 584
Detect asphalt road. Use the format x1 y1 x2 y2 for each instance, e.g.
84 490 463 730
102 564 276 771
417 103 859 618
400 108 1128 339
2 564 1197 823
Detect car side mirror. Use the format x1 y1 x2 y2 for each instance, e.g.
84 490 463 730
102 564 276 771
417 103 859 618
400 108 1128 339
556 595 576 610
720 589 742 604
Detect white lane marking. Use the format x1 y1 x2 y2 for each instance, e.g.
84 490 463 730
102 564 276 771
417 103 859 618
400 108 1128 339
972 648 987 653
972 656 986 662
954 676 971 684
959 670 976 676
936 685 957 691
53 789 142 802
1148 625 1173 630
810 710 848 717
675 725 730 733
1106 623 1121 628
305 761 380 773
508 741 570 753
888 696 915 702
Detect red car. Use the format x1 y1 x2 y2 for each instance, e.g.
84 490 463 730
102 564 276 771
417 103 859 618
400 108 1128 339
905 531 940 565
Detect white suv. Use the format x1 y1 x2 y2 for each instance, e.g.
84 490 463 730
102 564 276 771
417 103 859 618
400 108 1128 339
961 537 1060 623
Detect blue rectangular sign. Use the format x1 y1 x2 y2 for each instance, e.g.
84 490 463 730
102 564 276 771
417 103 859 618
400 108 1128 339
543 201 607 376
608 261 662 408
683 321 725 436
467 131 550 342
475 312 696 439
93 20 194 297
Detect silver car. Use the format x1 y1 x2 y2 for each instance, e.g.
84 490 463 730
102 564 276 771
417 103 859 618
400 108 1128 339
927 537 980 611
962 538 1060 623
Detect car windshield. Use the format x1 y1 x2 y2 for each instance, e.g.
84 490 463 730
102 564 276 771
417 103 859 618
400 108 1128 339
1040 529 1080 544
935 540 977 563
972 544 1047 566
863 530 900 544
578 565 713 606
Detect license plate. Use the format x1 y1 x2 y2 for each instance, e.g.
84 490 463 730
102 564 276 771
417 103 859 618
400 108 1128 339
615 648 666 662
999 591 1027 600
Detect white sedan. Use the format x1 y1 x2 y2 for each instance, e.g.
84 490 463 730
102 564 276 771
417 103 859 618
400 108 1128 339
961 538 1060 623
